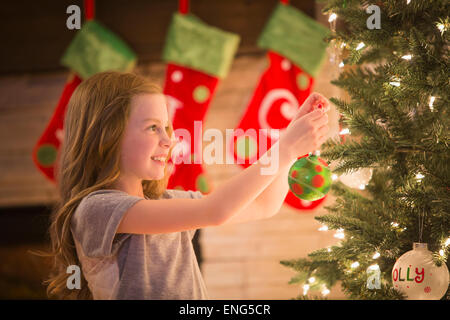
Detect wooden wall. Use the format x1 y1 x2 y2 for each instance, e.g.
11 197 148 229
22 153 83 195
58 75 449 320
0 1 348 299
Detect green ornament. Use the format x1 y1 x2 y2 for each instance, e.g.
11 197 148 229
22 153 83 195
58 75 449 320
288 155 332 201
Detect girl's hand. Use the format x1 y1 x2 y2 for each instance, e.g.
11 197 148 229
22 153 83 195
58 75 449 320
279 93 330 163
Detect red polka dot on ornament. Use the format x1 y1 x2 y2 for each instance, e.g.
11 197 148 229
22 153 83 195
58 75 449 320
315 165 322 173
292 183 303 195
291 170 298 178
312 175 325 188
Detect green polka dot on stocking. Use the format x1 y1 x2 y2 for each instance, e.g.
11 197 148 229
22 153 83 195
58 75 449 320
193 85 210 103
196 174 210 193
297 73 310 90
37 144 57 167
235 136 257 159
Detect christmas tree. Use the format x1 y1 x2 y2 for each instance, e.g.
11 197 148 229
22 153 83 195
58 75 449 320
281 0 449 299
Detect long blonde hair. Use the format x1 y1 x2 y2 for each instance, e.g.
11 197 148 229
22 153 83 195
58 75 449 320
33 71 174 299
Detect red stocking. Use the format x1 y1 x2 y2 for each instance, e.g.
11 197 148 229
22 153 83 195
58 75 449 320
164 63 219 193
32 74 82 182
230 2 329 211
162 7 239 193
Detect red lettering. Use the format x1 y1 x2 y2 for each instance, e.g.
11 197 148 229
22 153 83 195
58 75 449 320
415 268 425 283
393 268 398 281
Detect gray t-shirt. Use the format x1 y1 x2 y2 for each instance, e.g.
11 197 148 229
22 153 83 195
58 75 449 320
70 188 209 300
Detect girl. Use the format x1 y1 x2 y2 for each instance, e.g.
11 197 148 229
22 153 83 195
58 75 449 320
42 71 329 300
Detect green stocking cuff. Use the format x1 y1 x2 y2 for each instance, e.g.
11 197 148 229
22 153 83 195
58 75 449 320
162 13 240 79
61 20 137 79
257 3 330 77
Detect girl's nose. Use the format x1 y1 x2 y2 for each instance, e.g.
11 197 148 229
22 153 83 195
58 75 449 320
161 131 174 149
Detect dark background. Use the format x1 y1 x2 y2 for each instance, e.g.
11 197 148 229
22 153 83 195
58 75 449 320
0 0 315 74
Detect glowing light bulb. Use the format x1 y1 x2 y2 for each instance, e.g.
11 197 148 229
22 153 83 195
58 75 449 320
351 262 360 268
391 222 399 228
303 284 310 295
439 249 444 256
356 42 365 50
340 42 346 48
368 264 379 271
339 128 350 135
373 252 380 259
332 174 339 181
334 229 345 239
401 54 412 60
416 173 425 180
318 225 329 231
429 96 435 111
407 0 411 4
359 184 366 190
339 61 345 68
445 238 450 247
322 288 330 296
389 77 401 87
308 277 316 284
327 247 332 252
328 13 337 23
437 23 446 34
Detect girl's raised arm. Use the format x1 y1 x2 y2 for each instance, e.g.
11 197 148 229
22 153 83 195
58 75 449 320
117 93 329 235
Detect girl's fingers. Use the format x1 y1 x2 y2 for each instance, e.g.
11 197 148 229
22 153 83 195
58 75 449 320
294 92 328 120
313 113 329 127
317 124 329 137
317 134 329 147
304 108 324 121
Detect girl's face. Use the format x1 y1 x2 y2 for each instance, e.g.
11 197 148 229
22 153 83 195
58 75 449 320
119 93 173 182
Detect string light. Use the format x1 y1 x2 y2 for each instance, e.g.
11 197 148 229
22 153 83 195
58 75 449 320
373 252 380 259
401 54 412 60
351 261 360 268
391 222 399 228
340 42 346 49
359 184 366 190
356 42 365 50
334 228 345 239
339 61 345 68
327 247 332 252
429 96 435 111
308 277 316 284
445 238 450 247
322 287 330 296
318 225 329 231
328 13 337 23
331 174 339 181
439 249 445 257
416 173 425 181
406 0 411 4
339 128 351 135
437 23 446 35
303 284 310 295
389 77 401 87
368 264 379 271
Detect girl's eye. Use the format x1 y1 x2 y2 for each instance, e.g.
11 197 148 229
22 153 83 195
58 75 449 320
148 125 158 132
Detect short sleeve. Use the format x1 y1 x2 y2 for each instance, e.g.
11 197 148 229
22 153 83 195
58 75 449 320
70 189 144 258
166 189 204 240
187 190 203 240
